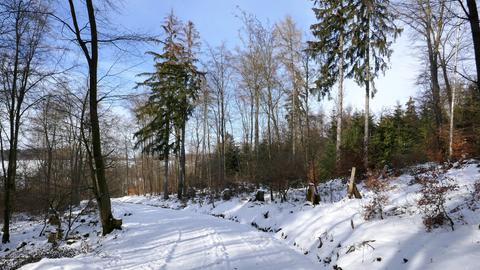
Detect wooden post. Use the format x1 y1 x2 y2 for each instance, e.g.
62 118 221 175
347 167 362 199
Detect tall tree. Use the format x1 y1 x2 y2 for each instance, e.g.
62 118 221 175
206 44 232 189
66 0 121 235
457 0 480 93
276 16 304 158
135 13 182 200
397 0 450 153
0 0 49 243
237 12 267 182
178 20 202 198
308 0 351 169
136 13 201 200
346 0 401 170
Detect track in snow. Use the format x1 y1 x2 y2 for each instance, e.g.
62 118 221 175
21 202 316 270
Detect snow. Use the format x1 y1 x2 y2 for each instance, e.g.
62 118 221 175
116 161 480 269
4 160 480 269
20 202 315 270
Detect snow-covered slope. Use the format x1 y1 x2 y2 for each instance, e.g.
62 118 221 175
118 161 480 269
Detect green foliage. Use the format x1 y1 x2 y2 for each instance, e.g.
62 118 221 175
309 0 401 96
452 85 480 156
224 134 240 177
346 0 402 91
308 0 353 98
134 12 202 159
318 139 336 180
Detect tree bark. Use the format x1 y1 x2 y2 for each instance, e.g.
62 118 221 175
425 1 444 144
163 150 169 200
178 123 186 199
449 26 461 159
465 0 480 93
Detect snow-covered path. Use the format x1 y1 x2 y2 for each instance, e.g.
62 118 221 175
21 202 316 270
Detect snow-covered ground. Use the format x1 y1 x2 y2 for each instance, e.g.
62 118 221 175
116 161 480 269
3 160 480 269
19 202 315 270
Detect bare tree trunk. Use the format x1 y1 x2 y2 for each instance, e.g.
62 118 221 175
220 86 225 189
163 150 169 200
465 0 480 93
427 35 443 135
178 123 186 199
201 86 208 182
254 87 260 154
193 116 200 182
302 52 312 177
125 138 129 195
449 25 461 159
336 33 344 169
1 0 47 243
425 1 444 146
364 26 370 171
68 0 121 235
71 144 82 205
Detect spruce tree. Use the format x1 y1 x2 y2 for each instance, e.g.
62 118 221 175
175 20 202 199
308 0 352 168
134 12 201 199
345 0 402 170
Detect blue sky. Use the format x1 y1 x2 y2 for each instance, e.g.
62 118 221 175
108 0 421 115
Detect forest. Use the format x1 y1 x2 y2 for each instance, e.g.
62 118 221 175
0 0 479 269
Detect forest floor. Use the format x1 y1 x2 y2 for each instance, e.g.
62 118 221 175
2 160 480 269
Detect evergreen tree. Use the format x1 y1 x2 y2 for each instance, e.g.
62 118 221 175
345 0 402 170
341 111 368 172
134 13 183 199
134 12 202 199
371 111 396 167
308 0 352 96
224 133 240 177
308 0 352 168
402 97 422 162
175 20 202 199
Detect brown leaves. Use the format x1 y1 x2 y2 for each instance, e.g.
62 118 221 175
416 169 456 231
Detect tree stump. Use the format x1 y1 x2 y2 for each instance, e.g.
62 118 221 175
222 189 232 201
255 190 265 202
313 193 321 205
306 183 320 205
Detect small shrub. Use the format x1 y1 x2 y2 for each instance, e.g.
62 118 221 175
417 169 456 231
474 179 480 201
468 179 480 210
363 174 389 220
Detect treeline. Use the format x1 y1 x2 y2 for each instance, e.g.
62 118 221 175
131 1 480 200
